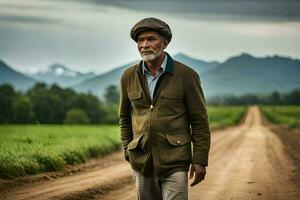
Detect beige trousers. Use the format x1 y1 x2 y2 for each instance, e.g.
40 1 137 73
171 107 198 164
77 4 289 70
132 168 188 200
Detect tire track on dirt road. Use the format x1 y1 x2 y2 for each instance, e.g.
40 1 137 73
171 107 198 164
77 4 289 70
0 153 132 200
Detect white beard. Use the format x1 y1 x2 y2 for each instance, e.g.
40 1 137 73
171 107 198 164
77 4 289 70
140 50 163 62
141 53 156 62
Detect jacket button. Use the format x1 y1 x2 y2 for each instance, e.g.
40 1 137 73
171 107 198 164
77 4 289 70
150 105 154 109
176 140 181 144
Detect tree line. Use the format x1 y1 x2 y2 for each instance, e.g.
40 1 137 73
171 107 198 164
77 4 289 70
0 83 120 124
208 89 300 105
1 82 300 124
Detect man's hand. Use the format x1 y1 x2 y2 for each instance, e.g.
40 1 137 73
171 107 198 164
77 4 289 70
189 164 206 187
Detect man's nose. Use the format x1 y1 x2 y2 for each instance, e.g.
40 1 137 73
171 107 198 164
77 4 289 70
141 40 150 48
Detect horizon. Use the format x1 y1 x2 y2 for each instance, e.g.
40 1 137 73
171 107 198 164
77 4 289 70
1 51 300 76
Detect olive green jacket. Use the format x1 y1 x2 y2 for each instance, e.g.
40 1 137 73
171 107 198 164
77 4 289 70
119 53 211 177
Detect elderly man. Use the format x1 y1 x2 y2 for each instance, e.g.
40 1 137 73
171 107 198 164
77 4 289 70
119 17 211 200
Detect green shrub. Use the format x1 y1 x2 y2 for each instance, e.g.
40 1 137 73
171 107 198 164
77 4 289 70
64 109 90 124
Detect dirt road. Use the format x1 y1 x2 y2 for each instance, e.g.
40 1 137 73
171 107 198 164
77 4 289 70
1 106 299 200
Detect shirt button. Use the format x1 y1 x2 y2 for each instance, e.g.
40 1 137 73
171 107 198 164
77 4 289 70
176 140 181 144
150 105 154 109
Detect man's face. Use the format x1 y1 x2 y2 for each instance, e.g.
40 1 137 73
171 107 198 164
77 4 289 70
137 31 167 62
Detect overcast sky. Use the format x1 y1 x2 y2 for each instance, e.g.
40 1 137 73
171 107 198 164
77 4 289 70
0 0 299 74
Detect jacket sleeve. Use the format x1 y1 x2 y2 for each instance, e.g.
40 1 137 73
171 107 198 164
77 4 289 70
118 72 133 161
184 71 211 166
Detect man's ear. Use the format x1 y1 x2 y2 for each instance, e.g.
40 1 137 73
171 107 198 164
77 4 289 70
163 39 168 48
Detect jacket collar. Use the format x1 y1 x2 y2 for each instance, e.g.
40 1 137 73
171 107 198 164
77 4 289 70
135 52 174 74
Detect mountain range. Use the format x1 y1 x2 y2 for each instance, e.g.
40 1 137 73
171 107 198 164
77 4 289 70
1 53 300 99
201 53 300 97
74 54 220 98
29 64 97 87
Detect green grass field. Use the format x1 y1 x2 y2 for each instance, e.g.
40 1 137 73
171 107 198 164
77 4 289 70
207 106 247 129
0 125 120 179
0 106 246 179
260 105 300 127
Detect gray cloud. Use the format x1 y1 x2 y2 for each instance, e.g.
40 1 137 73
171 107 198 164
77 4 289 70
0 15 61 25
87 0 300 21
0 0 299 74
0 3 62 11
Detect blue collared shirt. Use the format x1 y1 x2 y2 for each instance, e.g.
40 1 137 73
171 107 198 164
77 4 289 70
142 53 167 101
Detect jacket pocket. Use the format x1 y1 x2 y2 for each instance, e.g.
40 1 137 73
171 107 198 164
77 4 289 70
128 91 142 100
128 91 145 116
159 92 184 117
128 134 143 150
165 133 191 146
159 132 192 165
128 134 149 170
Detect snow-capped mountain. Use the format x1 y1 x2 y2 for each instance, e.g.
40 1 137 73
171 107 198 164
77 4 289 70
29 63 97 87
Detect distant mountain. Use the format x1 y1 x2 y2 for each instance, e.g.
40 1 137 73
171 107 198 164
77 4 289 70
0 60 36 91
2 53 300 99
173 53 219 74
29 63 96 87
74 53 217 98
74 61 137 98
75 53 300 99
201 53 300 97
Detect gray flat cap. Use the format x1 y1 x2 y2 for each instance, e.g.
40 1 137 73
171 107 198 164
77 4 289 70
130 17 172 43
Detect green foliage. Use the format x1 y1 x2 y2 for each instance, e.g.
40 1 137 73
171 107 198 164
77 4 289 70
12 95 36 123
104 85 120 104
208 88 300 105
2 81 299 125
0 125 120 179
70 93 106 124
27 83 68 124
102 104 119 124
64 109 90 124
0 83 113 124
0 84 16 123
285 89 300 105
260 105 300 127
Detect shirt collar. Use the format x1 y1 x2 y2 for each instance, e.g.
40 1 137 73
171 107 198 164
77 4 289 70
142 52 167 75
135 52 173 74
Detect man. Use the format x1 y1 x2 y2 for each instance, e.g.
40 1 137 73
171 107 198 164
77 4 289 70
119 17 211 200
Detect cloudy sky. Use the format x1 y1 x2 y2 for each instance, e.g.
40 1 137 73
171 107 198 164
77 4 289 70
0 0 299 74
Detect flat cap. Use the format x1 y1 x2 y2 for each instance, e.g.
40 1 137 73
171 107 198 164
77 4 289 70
130 17 172 43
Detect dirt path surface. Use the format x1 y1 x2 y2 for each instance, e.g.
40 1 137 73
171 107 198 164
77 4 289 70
1 106 299 200
188 106 299 200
